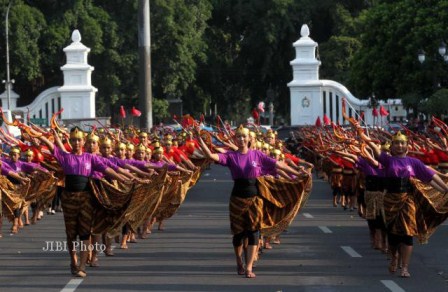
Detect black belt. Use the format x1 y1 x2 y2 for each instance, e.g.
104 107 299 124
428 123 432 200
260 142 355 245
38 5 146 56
65 175 90 192
365 175 384 192
231 179 258 198
384 177 413 193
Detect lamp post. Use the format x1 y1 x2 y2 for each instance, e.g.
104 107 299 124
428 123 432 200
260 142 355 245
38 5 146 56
4 0 13 110
418 42 448 64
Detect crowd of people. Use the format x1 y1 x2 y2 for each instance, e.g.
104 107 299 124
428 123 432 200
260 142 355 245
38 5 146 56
3 110 448 280
0 117 312 279
297 113 448 278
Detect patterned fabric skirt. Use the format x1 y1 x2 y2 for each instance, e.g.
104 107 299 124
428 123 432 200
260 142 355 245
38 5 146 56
61 190 94 241
89 169 168 236
0 176 30 221
229 174 312 237
364 190 386 221
24 171 58 211
229 195 263 235
384 177 448 244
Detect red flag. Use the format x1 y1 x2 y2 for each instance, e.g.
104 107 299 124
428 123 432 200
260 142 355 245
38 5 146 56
323 114 331 126
252 108 259 120
119 105 126 118
359 111 365 122
131 106 142 117
315 116 322 127
379 106 389 117
372 107 378 117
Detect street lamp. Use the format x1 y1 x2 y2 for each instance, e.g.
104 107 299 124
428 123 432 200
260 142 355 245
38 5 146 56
4 1 13 110
418 41 448 64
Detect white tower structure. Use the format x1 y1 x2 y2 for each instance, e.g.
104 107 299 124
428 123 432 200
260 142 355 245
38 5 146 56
58 30 97 119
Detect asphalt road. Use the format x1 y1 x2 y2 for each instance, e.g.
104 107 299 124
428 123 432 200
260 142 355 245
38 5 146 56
0 165 447 292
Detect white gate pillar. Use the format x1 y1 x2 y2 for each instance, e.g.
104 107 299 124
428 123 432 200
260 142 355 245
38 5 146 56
287 24 323 125
58 30 97 119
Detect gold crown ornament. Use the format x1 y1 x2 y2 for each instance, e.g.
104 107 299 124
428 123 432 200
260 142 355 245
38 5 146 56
24 149 34 156
117 142 126 150
139 131 148 138
152 141 161 148
100 137 113 147
70 126 85 139
86 131 99 142
235 125 250 136
266 132 275 139
146 147 152 154
249 131 256 138
126 143 135 151
381 141 391 151
9 147 21 154
154 147 164 154
136 143 146 152
392 131 408 142
271 149 282 156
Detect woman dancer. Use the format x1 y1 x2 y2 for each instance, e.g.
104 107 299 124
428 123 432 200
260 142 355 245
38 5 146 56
360 129 448 278
195 125 301 278
37 127 129 277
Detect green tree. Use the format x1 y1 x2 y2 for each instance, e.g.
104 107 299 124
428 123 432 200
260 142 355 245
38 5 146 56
349 0 448 104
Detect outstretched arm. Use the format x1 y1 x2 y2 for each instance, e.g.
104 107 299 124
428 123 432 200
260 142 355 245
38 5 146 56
195 127 220 162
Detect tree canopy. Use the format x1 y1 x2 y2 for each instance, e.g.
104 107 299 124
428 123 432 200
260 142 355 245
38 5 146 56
0 0 447 124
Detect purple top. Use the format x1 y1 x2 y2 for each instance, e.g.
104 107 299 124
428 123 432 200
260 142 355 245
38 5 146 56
1 157 46 173
355 157 384 177
149 160 177 171
217 149 277 179
378 152 435 183
90 155 120 179
52 146 108 177
1 163 14 176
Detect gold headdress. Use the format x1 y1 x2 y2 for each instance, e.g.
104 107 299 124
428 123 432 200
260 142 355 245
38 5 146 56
100 137 113 147
86 131 99 142
235 125 250 136
271 149 282 156
392 131 408 142
9 147 21 154
126 143 135 151
266 131 275 139
136 143 146 152
152 141 161 148
381 141 391 151
139 131 148 138
24 149 34 156
70 126 84 139
146 147 152 154
249 131 256 138
154 147 164 154
117 142 126 150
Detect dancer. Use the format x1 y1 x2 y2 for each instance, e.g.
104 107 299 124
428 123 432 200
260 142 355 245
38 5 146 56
37 127 129 277
359 129 448 278
195 125 301 278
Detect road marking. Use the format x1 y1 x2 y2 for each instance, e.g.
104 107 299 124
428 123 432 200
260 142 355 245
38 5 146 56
61 279 83 292
303 213 314 218
318 226 332 233
341 246 362 257
380 280 406 292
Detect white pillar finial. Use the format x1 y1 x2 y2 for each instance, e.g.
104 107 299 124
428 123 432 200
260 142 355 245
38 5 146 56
72 30 81 43
300 24 310 38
